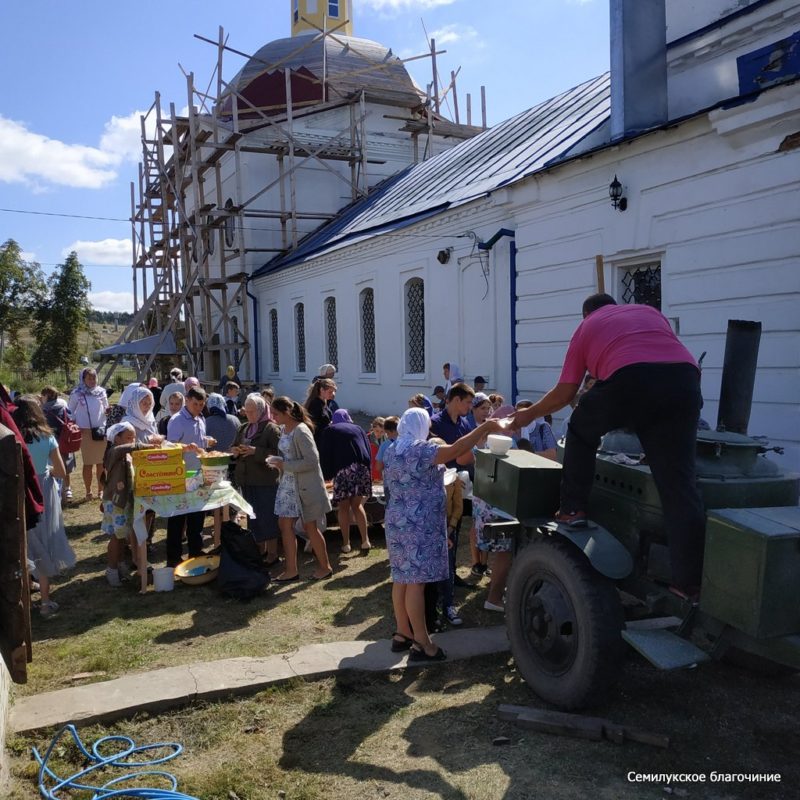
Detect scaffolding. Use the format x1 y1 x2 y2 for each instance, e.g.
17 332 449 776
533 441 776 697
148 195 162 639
98 18 484 388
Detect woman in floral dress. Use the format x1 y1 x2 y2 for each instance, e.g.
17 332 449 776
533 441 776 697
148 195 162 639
382 407 503 661
270 396 332 581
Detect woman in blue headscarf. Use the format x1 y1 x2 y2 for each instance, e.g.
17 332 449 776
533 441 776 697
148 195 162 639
204 392 241 451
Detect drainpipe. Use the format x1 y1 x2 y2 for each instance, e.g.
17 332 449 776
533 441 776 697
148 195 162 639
477 228 517 403
245 277 260 384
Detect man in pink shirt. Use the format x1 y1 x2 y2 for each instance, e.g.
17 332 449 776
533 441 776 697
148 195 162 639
514 293 705 597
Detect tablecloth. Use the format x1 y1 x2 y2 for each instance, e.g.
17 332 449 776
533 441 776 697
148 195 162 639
132 483 255 544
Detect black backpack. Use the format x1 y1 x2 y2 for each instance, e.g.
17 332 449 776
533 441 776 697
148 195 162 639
216 521 270 601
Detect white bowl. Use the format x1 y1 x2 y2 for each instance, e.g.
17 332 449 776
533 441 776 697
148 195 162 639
487 434 513 456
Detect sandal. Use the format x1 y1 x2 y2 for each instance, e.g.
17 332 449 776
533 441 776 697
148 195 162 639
390 632 413 653
409 645 447 662
273 574 300 583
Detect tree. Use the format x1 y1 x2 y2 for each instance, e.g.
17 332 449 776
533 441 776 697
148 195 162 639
31 251 92 383
0 239 47 364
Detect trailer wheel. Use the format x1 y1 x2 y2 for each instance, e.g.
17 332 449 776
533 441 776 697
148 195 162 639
506 537 625 709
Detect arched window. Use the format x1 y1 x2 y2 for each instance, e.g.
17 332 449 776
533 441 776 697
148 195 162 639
224 198 236 248
404 277 425 374
293 0 299 23
359 288 376 373
295 302 306 372
204 215 215 256
270 308 279 372
324 296 338 369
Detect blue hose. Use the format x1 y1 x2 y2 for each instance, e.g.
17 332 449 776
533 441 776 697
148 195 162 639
31 724 200 799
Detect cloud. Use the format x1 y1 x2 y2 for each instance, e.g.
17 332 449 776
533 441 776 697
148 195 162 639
99 111 147 164
357 0 457 12
0 116 118 190
0 109 153 190
428 23 480 47
88 291 135 313
63 238 131 265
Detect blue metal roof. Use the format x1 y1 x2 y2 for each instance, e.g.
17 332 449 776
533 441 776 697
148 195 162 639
254 73 610 276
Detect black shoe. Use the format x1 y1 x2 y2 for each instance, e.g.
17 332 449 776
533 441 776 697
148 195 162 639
409 646 447 662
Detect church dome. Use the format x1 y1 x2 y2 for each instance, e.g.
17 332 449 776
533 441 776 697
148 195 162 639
219 33 424 118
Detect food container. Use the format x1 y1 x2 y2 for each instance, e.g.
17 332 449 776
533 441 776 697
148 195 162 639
487 434 513 456
185 469 204 492
198 453 232 467
201 464 229 487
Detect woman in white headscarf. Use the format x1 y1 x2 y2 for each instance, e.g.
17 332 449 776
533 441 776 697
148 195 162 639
381 407 502 661
442 361 464 396
68 367 110 501
121 386 162 445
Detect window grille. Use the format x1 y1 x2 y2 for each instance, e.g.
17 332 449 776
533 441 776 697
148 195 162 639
224 198 236 248
270 309 279 372
204 216 214 256
360 288 376 373
295 302 306 372
621 263 661 309
328 1 339 18
324 297 338 368
405 278 425 374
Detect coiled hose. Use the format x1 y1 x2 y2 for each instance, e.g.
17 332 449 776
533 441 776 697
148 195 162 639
32 723 200 799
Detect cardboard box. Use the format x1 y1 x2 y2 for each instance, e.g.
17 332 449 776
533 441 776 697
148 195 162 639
132 444 184 468
134 462 186 496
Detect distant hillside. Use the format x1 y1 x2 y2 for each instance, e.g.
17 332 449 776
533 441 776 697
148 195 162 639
88 310 134 325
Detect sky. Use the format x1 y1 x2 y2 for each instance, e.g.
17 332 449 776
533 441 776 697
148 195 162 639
0 0 609 313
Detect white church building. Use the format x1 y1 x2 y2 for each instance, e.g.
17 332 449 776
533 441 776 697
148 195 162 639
181 0 800 468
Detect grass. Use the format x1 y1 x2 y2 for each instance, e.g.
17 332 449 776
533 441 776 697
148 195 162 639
8 448 800 798
8 656 800 799
16 450 507 698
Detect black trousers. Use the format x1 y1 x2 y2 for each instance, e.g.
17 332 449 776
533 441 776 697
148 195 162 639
166 511 205 566
561 362 705 589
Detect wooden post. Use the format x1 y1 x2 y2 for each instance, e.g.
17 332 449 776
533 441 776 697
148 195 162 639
451 70 460 124
595 255 605 293
431 39 439 114
481 85 487 129
467 93 472 126
0 424 30 684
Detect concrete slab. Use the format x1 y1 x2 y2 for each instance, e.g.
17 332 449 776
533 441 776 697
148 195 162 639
10 626 509 734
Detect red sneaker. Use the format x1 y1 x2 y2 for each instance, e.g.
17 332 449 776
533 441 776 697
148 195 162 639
554 510 588 528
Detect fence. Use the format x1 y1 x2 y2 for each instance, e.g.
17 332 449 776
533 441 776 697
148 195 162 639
2 366 141 398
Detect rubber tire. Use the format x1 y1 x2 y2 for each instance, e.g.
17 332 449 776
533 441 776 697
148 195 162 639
506 537 625 710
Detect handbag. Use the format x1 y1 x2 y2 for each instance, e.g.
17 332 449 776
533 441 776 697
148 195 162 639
58 409 83 455
83 394 106 441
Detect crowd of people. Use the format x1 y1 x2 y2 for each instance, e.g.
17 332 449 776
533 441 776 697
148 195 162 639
3 293 707 672
4 358 563 672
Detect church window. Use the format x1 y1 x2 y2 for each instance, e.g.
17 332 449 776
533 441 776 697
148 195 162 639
404 278 425 374
270 309 279 372
324 296 338 369
224 198 236 248
328 1 339 18
620 262 661 309
360 288 376 373
295 302 306 372
293 0 299 23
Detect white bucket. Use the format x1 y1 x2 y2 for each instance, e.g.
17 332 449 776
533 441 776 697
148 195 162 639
153 566 175 592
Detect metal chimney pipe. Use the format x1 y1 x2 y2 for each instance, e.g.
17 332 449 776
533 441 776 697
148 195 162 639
717 320 762 435
610 0 668 140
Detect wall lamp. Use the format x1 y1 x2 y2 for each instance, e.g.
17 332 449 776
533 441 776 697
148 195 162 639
436 247 453 264
609 175 627 211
